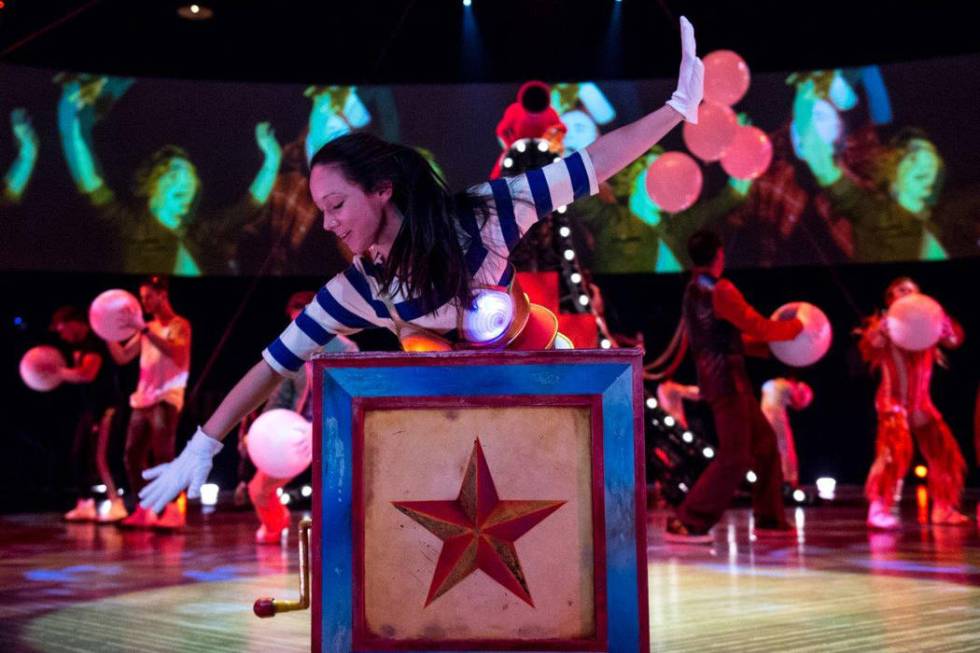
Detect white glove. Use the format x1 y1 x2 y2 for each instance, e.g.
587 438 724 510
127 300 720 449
665 16 704 124
139 427 223 514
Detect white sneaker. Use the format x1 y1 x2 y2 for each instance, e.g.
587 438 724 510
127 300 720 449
64 498 97 522
867 501 901 530
97 498 128 523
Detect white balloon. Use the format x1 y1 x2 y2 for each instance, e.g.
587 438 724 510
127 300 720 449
19 345 66 392
89 289 142 342
886 293 944 351
246 409 313 479
769 302 832 367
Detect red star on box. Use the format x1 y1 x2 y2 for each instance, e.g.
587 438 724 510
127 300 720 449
393 439 565 607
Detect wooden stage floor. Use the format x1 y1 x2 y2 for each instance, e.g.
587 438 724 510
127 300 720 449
2 501 980 652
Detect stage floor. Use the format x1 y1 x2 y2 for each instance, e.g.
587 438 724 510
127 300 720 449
2 502 980 652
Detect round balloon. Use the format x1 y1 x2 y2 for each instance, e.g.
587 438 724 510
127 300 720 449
89 289 143 342
720 125 773 180
246 409 313 479
886 293 944 351
683 100 738 162
703 50 751 106
769 302 832 367
645 152 703 213
19 345 66 392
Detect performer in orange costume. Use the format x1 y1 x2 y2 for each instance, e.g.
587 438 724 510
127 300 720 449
860 277 968 529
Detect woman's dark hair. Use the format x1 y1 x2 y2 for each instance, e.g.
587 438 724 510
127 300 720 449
310 133 486 314
687 230 723 267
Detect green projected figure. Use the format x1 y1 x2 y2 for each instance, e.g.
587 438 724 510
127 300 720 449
57 75 282 275
794 80 948 262
1 108 39 204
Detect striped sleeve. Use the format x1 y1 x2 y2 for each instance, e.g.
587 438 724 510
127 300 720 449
262 270 377 376
487 149 599 249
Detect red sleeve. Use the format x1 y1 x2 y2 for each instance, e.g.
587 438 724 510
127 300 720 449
712 279 803 342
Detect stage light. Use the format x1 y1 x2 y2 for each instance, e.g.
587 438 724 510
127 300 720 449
663 415 675 427
515 140 526 153
13 316 23 326
578 294 589 306
678 482 689 492
557 205 568 214
651 419 659 426
702 446 714 459
553 157 562 163
503 157 514 169
280 493 291 506
564 249 576 261
793 489 806 503
537 141 550 153
200 483 220 506
816 477 836 500
463 0 472 6
600 339 612 349
559 226 571 238
682 431 693 443
276 487 284 497
301 485 313 498
117 488 125 496
178 3 213 19
646 397 658 409
91 484 107 494
914 465 928 479
570 272 582 284
746 470 758 483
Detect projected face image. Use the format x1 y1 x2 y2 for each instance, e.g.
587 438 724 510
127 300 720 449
148 158 200 230
893 144 940 213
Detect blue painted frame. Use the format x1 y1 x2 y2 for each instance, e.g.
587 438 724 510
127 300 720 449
312 350 646 653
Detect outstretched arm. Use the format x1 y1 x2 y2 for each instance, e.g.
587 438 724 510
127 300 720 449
2 109 39 202
586 16 703 183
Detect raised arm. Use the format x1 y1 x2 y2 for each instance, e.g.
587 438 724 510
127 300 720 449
585 16 703 183
2 109 39 203
248 122 282 204
57 77 116 197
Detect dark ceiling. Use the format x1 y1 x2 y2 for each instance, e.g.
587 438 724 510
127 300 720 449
1 0 977 85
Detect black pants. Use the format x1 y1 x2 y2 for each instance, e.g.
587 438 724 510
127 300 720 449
69 405 118 499
124 402 179 496
678 392 785 531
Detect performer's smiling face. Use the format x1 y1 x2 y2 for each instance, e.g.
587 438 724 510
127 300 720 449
310 163 393 255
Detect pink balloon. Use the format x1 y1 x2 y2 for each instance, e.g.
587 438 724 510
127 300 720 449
886 293 944 351
89 289 142 342
720 125 773 180
769 302 832 367
645 152 703 213
703 50 751 106
20 345 66 392
247 409 312 479
683 101 738 162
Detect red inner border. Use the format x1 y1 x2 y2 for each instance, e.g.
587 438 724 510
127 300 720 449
351 394 609 652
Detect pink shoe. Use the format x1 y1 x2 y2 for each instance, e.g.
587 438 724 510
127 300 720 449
255 525 288 545
64 498 97 522
119 505 158 529
867 501 901 530
154 503 186 531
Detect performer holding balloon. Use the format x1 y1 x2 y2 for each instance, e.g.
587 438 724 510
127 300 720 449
860 277 967 529
137 17 706 513
101 276 192 529
43 307 126 522
665 230 810 542
241 292 359 544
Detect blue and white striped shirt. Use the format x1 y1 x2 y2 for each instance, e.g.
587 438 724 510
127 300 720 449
262 149 599 376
